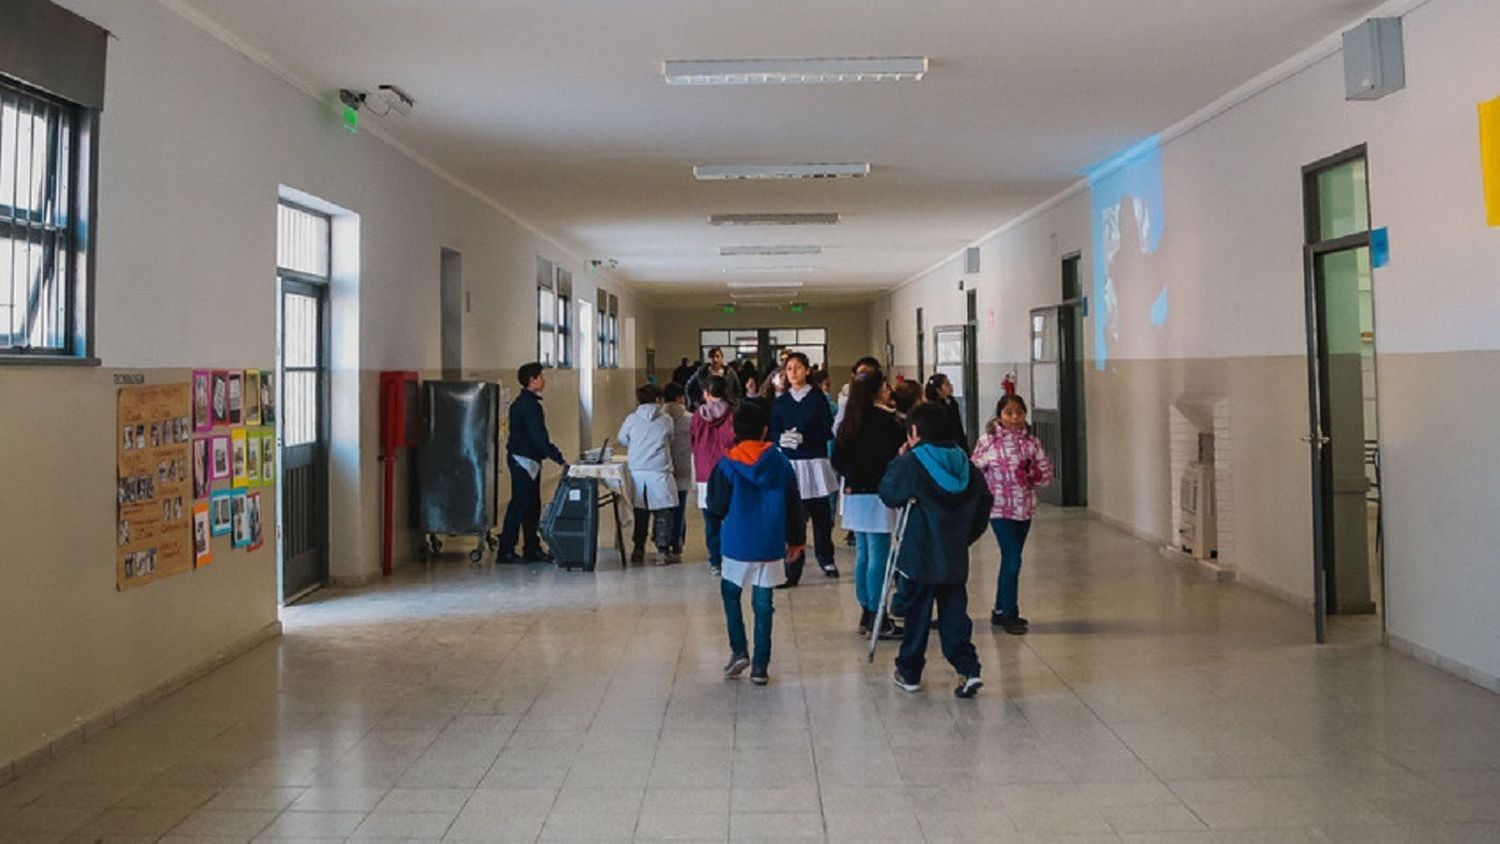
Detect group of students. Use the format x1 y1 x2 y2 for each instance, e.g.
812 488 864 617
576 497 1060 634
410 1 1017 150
497 351 1053 696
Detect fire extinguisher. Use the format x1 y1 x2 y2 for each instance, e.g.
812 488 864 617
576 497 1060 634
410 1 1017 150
1002 372 1017 396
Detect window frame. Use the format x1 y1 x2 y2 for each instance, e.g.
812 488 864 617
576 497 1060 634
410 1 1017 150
554 266 572 369
535 256 555 367
0 75 98 364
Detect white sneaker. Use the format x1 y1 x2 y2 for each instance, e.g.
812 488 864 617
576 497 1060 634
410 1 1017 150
723 655 751 679
892 669 920 693
954 676 983 698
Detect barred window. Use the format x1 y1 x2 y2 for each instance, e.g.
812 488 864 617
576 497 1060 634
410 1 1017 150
1 78 87 356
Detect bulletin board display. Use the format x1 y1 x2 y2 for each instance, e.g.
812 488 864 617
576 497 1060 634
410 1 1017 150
116 384 195 589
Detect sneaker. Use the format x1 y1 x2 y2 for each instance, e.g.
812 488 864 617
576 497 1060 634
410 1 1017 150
954 676 983 698
749 669 769 685
662 552 682 565
990 610 1005 627
877 617 904 640
858 610 875 636
630 547 645 564
1002 617 1029 636
776 580 798 589
709 565 722 577
723 654 751 679
496 551 523 564
844 531 856 547
820 561 840 578
892 668 921 693
522 549 554 564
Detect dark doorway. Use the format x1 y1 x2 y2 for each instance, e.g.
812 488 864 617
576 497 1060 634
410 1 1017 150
1058 254 1088 506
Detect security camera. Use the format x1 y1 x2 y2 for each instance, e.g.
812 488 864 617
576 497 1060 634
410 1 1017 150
376 84 415 116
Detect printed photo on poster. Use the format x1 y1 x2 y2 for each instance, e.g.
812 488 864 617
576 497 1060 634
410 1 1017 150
227 371 244 425
231 491 251 547
231 428 248 488
190 438 207 495
210 435 231 480
260 431 276 485
211 370 229 426
246 432 262 481
244 370 262 426
259 370 275 425
247 492 264 550
192 502 213 568
210 489 233 536
192 370 212 431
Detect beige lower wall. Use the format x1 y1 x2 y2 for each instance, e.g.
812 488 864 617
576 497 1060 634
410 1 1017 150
0 366 278 768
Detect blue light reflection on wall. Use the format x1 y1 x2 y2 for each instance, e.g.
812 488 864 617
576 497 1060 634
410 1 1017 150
1088 136 1165 370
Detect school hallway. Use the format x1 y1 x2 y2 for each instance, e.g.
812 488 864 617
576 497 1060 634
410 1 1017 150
4 508 1498 843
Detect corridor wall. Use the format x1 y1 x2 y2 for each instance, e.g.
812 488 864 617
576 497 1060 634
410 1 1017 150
885 0 1500 689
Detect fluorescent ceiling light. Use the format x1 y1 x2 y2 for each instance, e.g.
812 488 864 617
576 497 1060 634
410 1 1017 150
720 245 822 256
709 213 840 226
664 56 927 85
694 163 869 180
722 266 816 275
727 281 806 290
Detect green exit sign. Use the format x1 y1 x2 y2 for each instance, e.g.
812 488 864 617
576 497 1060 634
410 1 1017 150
342 104 360 133
721 304 736 314
789 303 805 313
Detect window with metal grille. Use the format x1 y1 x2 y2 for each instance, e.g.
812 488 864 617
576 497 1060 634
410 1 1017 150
1 77 88 357
555 267 572 368
276 203 330 449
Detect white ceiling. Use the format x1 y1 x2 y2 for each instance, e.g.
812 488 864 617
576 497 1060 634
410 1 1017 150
178 0 1381 304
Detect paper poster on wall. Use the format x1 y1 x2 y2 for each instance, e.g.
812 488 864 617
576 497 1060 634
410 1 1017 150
210 489 234 536
247 492 264 551
192 370 212 432
192 437 210 499
116 383 194 589
210 435 231 480
192 501 213 568
244 370 262 426
231 428 249 487
246 432 262 483
231 490 251 548
1481 96 1500 227
260 430 276 486
227 371 244 425
211 370 229 426
259 370 276 425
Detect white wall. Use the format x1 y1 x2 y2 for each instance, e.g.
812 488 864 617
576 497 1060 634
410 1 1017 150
0 0 647 770
888 0 1500 686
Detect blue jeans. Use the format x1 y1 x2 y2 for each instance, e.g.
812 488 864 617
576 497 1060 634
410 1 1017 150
853 532 892 612
990 518 1032 618
721 579 774 671
702 509 722 569
895 580 979 681
672 490 688 551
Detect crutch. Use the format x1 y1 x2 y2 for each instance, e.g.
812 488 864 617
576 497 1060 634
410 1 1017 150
868 500 915 663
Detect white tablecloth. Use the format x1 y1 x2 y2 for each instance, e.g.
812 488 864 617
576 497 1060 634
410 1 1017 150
567 459 635 517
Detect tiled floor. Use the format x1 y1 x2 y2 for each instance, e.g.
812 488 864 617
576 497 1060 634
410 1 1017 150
4 508 1500 842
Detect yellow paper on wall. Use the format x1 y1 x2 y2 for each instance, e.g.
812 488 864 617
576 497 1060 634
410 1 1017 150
1481 96 1500 227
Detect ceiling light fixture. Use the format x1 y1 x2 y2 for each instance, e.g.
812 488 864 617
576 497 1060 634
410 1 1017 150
694 163 870 180
722 267 816 276
709 213 840 226
726 281 806 290
720 245 822 257
664 56 928 85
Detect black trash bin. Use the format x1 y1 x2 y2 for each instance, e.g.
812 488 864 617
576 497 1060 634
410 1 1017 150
543 475 599 571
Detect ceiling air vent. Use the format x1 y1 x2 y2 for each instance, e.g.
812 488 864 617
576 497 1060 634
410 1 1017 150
720 245 822 257
694 163 869 180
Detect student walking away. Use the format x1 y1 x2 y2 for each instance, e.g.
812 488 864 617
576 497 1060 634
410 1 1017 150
832 370 905 639
498 362 568 564
617 384 679 565
879 403 994 698
672 357 696 387
691 376 737 575
971 394 1053 634
770 352 839 584
705 402 806 685
661 383 694 557
924 373 968 450
687 346 743 405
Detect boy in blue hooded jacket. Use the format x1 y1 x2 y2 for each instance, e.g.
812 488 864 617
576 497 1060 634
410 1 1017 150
705 402 807 686
879 403 995 698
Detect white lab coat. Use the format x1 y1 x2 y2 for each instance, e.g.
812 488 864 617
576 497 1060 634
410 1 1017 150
616 404 678 510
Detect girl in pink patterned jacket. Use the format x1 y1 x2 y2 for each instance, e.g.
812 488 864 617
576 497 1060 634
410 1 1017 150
970 394 1053 634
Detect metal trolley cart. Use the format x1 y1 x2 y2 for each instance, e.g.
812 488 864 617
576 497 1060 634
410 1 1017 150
415 381 501 563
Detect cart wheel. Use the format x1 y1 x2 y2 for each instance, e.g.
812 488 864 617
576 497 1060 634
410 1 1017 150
469 548 484 563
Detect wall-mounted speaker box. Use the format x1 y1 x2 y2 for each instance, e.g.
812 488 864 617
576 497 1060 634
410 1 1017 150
965 246 981 274
1343 18 1405 101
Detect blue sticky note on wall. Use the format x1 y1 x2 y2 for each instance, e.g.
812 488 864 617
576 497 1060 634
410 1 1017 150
1371 227 1390 268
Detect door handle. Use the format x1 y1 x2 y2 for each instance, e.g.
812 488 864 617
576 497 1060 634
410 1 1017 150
1301 434 1331 447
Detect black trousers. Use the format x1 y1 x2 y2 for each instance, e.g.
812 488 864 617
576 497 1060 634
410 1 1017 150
632 507 676 553
895 580 980 681
499 457 542 555
785 495 835 584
